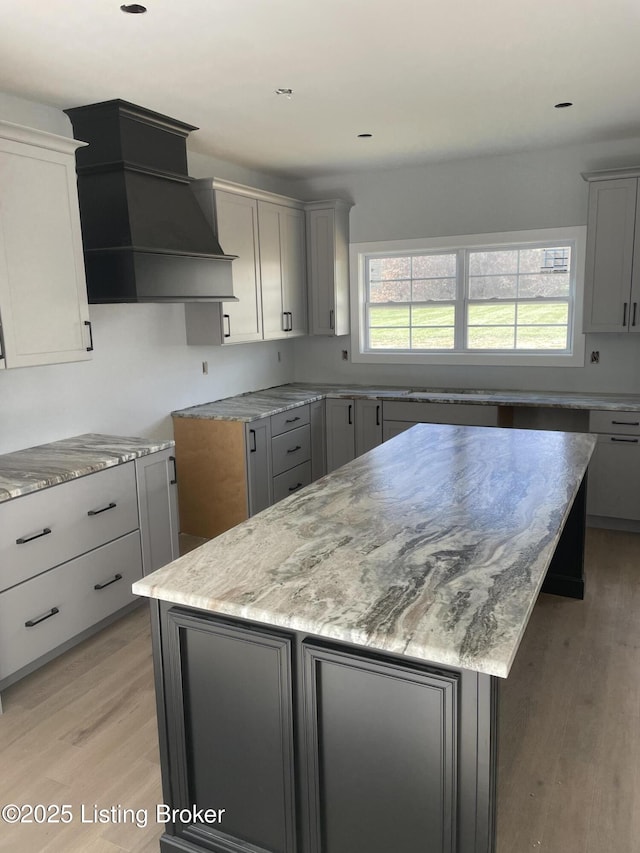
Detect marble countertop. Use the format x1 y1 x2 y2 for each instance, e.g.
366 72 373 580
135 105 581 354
0 433 174 503
171 382 640 422
134 423 596 678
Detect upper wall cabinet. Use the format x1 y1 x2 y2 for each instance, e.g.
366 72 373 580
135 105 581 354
186 179 307 345
582 169 640 334
305 199 352 336
0 121 92 369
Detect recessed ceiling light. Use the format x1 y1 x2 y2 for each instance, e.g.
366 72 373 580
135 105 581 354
275 88 293 98
357 133 373 138
120 4 147 13
554 102 573 108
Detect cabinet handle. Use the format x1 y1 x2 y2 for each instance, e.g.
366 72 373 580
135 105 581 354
287 445 302 454
634 303 638 327
610 436 639 443
84 320 94 351
376 405 381 426
94 573 123 590
623 302 628 326
87 501 117 517
611 420 640 426
288 482 303 492
285 416 300 424
282 312 288 332
169 455 177 485
0 325 5 361
283 311 293 332
329 309 335 330
249 429 257 452
25 607 59 628
348 404 353 425
223 313 231 338
16 527 52 545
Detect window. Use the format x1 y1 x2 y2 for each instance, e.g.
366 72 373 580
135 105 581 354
352 227 586 367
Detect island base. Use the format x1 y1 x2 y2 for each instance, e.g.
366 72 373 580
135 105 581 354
151 602 498 853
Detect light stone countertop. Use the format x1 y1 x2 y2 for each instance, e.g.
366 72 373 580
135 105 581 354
171 382 640 422
0 433 174 503
134 423 596 678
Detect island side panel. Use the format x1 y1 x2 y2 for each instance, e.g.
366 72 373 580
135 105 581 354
172 417 248 538
542 476 588 599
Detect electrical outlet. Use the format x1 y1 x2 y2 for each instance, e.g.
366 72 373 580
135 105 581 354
277 351 281 362
590 351 600 364
341 350 349 361
202 361 208 374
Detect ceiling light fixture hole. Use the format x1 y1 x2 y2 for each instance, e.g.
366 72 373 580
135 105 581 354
357 133 373 138
554 102 573 109
120 4 147 13
275 88 293 98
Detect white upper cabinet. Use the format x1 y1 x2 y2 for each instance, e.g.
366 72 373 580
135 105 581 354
259 200 307 339
306 200 352 336
582 169 640 333
0 121 92 369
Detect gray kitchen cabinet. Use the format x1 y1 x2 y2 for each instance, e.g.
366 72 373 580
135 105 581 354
310 399 327 480
0 120 92 369
587 409 640 522
383 400 500 441
0 446 176 708
306 199 352 336
582 169 640 333
135 448 180 575
325 398 356 473
259 200 307 339
245 419 273 517
186 184 263 345
355 399 383 455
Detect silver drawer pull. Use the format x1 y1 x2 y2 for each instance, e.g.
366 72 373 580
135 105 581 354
87 501 117 517
25 607 59 628
611 420 640 427
285 416 300 424
288 483 303 492
611 437 639 443
287 445 302 454
94 573 123 590
16 527 52 545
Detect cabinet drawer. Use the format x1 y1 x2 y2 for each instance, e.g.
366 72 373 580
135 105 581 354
383 401 499 426
272 425 311 476
1 463 139 593
0 530 142 681
273 461 312 503
271 405 310 436
589 409 640 435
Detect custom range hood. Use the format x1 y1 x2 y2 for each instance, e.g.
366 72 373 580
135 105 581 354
64 99 236 302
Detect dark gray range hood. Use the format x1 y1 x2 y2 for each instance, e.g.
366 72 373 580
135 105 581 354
64 99 236 303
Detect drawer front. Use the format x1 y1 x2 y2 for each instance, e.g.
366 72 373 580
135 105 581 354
271 425 311 476
589 409 640 436
383 401 499 426
0 530 142 681
1 463 139 592
273 461 312 503
271 405 310 437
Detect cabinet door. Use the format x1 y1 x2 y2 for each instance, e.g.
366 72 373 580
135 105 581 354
307 203 350 337
0 135 91 368
355 399 382 456
586 433 640 520
135 449 179 575
245 420 273 516
259 201 286 339
325 398 356 473
302 643 457 853
163 609 297 853
280 206 307 337
310 399 326 480
583 178 637 333
215 191 263 343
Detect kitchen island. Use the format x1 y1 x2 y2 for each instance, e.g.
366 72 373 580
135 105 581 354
134 423 596 853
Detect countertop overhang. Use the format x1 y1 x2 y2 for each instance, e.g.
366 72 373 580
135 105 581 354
134 423 596 678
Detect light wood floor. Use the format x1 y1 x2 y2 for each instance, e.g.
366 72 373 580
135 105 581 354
1 528 638 852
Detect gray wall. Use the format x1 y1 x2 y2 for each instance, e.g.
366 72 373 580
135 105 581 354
291 139 640 393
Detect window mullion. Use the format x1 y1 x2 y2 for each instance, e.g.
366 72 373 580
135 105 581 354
456 249 467 351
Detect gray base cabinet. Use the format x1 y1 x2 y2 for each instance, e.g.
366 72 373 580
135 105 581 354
325 398 356 473
155 605 496 853
587 410 640 521
246 419 273 516
135 448 180 575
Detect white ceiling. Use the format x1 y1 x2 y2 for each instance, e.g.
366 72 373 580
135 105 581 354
1 0 640 178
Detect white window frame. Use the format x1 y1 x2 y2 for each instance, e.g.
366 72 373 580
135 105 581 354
350 226 586 367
